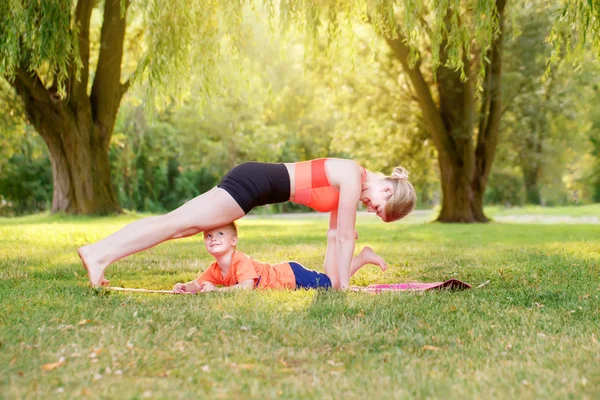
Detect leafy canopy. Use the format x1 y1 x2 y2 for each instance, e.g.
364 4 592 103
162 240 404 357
1 0 506 98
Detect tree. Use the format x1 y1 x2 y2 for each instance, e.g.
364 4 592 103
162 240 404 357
0 0 249 214
502 2 565 204
1 1 128 214
379 1 507 221
275 0 507 222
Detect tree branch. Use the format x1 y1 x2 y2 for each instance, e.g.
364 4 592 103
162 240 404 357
90 0 129 143
72 0 94 101
474 0 507 182
435 10 474 155
382 26 454 160
13 67 50 103
121 75 133 97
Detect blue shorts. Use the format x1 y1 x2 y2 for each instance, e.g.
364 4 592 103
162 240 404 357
289 262 332 289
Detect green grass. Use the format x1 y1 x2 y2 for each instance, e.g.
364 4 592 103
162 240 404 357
1 210 599 399
485 203 600 217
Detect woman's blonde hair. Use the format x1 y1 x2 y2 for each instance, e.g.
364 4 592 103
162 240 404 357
383 166 416 222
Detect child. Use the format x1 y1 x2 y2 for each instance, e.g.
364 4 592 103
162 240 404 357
173 222 388 293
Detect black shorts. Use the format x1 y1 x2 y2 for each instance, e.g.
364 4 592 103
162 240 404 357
218 162 291 214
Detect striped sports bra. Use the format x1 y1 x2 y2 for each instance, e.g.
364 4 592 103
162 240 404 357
291 158 366 212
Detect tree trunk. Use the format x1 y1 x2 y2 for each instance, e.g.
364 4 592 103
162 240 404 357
437 154 480 222
12 80 121 214
523 165 541 205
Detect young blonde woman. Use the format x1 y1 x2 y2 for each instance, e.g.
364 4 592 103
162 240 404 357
78 158 416 289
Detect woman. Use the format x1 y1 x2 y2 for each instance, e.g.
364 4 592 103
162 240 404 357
79 158 416 289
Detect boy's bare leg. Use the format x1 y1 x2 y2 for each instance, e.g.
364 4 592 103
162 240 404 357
349 246 388 277
77 188 245 286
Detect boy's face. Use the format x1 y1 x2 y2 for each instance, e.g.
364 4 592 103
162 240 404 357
203 226 237 256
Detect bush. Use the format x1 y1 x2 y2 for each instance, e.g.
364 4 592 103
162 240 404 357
0 153 52 215
484 168 524 206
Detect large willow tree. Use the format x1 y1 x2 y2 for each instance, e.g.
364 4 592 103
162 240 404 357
377 0 507 222
0 0 248 214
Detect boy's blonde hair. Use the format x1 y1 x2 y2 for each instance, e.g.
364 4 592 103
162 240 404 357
225 221 238 236
383 166 416 222
204 222 238 237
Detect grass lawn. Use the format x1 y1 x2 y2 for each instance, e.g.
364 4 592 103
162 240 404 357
482 203 600 218
1 210 599 399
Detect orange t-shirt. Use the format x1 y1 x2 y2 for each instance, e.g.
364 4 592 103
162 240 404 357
194 251 296 289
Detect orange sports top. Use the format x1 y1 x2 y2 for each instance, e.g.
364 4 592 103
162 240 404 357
194 251 296 289
291 158 366 212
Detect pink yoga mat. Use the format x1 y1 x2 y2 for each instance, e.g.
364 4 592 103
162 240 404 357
349 279 471 293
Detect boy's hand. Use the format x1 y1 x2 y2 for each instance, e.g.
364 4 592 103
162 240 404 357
200 282 217 292
173 282 187 293
354 230 359 239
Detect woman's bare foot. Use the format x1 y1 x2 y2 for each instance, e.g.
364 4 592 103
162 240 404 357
78 246 110 287
359 246 388 272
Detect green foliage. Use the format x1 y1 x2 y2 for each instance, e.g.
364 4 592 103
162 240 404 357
0 82 52 215
585 90 600 202
484 166 524 206
548 0 600 69
1 0 505 100
110 105 218 213
0 132 52 216
0 0 81 96
498 1 598 205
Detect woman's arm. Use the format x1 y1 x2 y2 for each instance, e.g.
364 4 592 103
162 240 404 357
335 181 360 289
323 211 339 288
326 162 361 289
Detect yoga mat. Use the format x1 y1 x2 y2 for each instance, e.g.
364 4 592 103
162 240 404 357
108 279 471 294
108 287 190 294
349 279 471 293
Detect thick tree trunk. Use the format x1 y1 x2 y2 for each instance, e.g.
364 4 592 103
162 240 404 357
12 79 121 214
437 154 480 222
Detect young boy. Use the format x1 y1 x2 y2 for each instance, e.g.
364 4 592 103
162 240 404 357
173 222 388 293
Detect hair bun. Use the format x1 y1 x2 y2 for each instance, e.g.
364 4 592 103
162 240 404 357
391 166 409 180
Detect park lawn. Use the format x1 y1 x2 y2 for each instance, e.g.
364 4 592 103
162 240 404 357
485 203 600 217
0 212 599 399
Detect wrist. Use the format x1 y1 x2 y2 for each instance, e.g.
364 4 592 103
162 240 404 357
189 281 201 293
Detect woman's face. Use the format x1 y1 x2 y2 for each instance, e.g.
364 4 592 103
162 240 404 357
360 181 393 221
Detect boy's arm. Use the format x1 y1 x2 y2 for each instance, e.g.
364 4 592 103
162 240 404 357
215 279 255 292
174 264 219 294
185 280 202 292
173 280 202 293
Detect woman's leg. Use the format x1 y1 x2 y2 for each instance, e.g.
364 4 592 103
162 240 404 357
78 187 245 286
349 246 388 277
